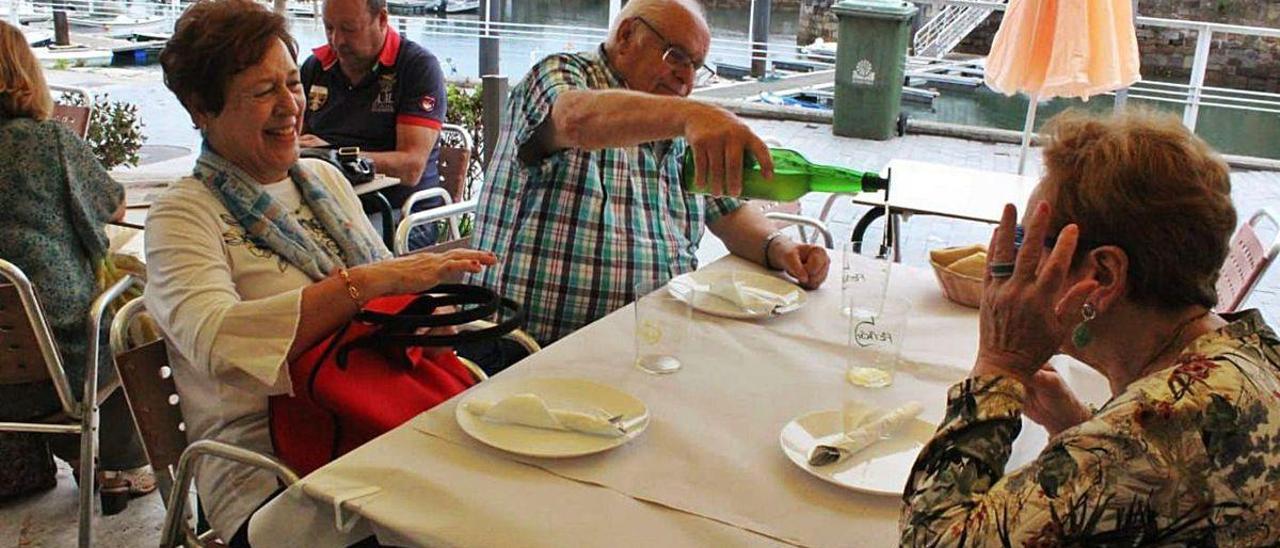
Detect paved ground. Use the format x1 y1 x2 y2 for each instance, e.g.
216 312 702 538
5 69 1278 547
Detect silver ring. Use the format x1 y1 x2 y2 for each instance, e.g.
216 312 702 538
988 262 1016 278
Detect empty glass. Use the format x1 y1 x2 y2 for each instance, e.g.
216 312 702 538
841 240 894 319
634 279 691 375
846 297 912 388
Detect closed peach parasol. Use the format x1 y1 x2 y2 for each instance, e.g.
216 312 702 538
985 0 1142 173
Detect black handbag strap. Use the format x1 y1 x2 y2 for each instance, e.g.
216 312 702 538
356 284 499 331
332 286 526 369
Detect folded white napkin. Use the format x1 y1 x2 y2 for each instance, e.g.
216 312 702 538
704 275 797 314
463 393 625 437
808 401 923 466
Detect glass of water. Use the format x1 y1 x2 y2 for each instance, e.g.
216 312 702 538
846 297 912 388
634 279 691 375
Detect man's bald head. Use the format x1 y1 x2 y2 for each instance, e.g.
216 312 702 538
604 0 711 97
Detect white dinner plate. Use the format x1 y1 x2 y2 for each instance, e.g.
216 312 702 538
779 405 934 496
455 377 649 458
668 270 807 319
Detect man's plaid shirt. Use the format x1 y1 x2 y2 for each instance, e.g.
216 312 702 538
469 47 741 344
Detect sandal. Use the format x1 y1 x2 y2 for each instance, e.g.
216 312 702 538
102 466 158 497
69 462 159 496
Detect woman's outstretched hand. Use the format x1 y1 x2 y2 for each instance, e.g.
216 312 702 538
354 248 498 299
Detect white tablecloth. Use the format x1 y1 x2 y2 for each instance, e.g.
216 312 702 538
252 254 1075 547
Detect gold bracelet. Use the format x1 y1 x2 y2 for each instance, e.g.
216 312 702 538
337 268 363 306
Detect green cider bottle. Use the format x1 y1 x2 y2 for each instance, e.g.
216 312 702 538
680 147 889 202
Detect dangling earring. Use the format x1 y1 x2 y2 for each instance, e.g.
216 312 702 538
1072 302 1097 348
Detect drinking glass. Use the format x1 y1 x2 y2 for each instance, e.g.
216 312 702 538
846 297 912 388
634 279 691 375
841 239 894 319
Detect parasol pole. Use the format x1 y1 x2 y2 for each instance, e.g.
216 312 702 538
1017 96 1039 175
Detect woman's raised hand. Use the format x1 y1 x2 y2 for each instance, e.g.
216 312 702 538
972 201 1097 383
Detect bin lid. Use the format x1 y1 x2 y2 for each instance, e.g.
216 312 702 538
832 0 918 20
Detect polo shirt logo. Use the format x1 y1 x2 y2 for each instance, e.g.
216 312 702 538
372 73 396 113
420 94 436 113
309 85 329 111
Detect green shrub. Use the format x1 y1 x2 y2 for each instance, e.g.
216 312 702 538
59 92 146 170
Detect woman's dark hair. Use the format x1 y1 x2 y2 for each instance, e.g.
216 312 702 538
160 0 298 116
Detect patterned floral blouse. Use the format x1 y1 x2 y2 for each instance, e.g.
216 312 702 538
902 310 1280 546
0 117 122 409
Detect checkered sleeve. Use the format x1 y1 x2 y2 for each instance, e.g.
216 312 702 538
396 52 446 130
703 196 743 224
513 54 592 148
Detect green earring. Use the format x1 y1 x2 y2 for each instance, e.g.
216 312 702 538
1072 302 1097 348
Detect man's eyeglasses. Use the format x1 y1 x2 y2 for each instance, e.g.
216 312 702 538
634 17 717 87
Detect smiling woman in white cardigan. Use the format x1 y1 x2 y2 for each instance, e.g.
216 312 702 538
144 1 495 544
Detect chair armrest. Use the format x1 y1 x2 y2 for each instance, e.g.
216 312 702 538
109 297 149 359
398 187 453 220
394 200 477 256
764 212 834 249
162 439 300 548
76 274 142 417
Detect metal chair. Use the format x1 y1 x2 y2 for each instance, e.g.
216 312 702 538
1216 208 1280 313
109 298 299 548
0 259 137 548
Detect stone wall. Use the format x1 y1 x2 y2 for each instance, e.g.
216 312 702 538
796 0 838 46
797 0 1280 92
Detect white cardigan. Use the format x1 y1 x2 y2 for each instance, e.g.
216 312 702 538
143 159 388 540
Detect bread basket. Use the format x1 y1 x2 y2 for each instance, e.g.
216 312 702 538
928 245 986 308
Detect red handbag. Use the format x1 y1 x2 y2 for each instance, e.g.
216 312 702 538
269 284 523 476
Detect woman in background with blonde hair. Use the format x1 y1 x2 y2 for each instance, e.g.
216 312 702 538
0 20 154 500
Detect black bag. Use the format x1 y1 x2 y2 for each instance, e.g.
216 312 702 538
300 146 376 185
0 432 57 500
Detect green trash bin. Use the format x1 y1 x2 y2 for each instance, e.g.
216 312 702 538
832 0 918 140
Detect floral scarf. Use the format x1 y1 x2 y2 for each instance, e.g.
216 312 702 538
193 144 390 280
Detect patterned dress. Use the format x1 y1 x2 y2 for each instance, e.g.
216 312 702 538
0 117 122 412
901 310 1280 546
468 46 741 344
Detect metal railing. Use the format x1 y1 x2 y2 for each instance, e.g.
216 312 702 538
24 0 1280 138
913 0 1007 58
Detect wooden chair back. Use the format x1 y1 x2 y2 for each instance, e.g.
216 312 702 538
114 337 187 502
0 283 52 385
51 103 91 139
